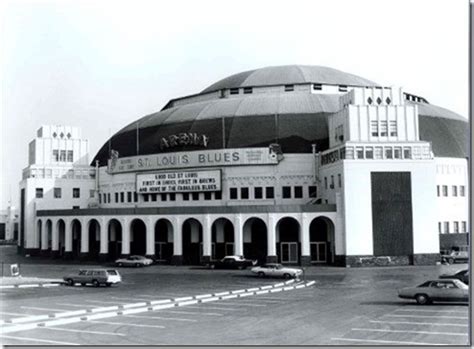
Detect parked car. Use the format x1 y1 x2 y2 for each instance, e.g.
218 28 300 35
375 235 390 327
63 269 121 287
209 255 257 269
440 269 469 285
441 251 469 264
115 255 153 267
251 263 302 279
398 279 469 305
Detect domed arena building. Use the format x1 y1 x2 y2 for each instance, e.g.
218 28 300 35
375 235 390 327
19 65 469 267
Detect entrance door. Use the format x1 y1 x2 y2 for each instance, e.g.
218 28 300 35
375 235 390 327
280 242 298 263
225 243 234 256
310 242 327 263
155 242 166 261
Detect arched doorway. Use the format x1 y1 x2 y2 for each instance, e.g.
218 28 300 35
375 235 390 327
182 218 202 265
46 220 52 251
276 217 300 265
130 219 146 256
57 219 66 258
211 218 234 260
243 218 267 265
71 219 82 259
88 219 101 260
309 216 335 264
37 220 42 251
155 219 173 263
108 219 122 260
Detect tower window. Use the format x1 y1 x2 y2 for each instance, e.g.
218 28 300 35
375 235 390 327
282 186 291 199
294 186 303 198
73 188 80 198
230 188 238 200
36 188 44 198
370 121 378 136
241 187 249 199
254 187 263 199
389 121 397 137
67 150 74 162
309 186 317 198
265 187 274 199
380 121 388 136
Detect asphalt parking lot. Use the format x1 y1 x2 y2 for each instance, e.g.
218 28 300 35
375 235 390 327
0 246 470 346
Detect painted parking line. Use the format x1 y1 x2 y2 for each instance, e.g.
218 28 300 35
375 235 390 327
21 306 70 312
124 314 197 322
211 301 267 307
86 300 128 305
157 310 223 316
0 334 79 345
384 314 468 319
369 320 469 327
331 337 445 345
42 326 126 336
89 320 165 329
351 328 468 336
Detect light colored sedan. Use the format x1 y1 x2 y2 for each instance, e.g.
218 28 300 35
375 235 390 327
115 255 153 267
251 263 302 279
398 279 469 305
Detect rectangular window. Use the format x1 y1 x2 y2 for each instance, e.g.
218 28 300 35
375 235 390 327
183 193 190 201
265 187 274 199
120 192 124 202
73 188 80 198
192 192 199 201
330 175 334 188
338 174 342 188
460 185 465 196
374 147 383 159
380 121 388 136
370 121 379 137
89 189 95 198
161 194 167 201
215 191 222 200
35 188 43 198
230 188 238 200
394 147 402 159
294 186 303 198
54 187 62 198
127 192 132 202
442 185 448 197
324 177 328 189
99 194 102 204
338 85 348 92
241 187 249 199
52 150 59 162
389 120 397 137
284 84 294 92
115 192 119 202
345 147 354 159
453 221 459 233
254 187 263 199
403 147 412 159
134 192 138 202
356 147 364 159
282 186 291 199
230 88 239 95
108 193 111 203
67 150 73 162
60 150 66 162
243 87 253 94
437 185 440 197
151 193 157 202
438 222 442 234
452 186 458 197
461 221 467 233
444 221 449 234
365 147 374 159
144 194 149 202
313 83 322 90
102 193 106 203
169 193 176 201
204 192 212 200
309 186 317 198
385 147 393 159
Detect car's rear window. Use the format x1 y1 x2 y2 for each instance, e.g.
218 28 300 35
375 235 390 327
417 281 432 287
107 270 118 275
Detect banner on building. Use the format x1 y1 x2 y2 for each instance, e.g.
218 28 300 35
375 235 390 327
137 170 221 193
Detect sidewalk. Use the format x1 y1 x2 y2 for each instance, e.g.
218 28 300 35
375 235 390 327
0 276 63 288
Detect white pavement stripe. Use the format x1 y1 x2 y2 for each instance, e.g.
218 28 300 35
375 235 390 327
0 334 79 345
352 328 468 336
184 305 242 311
212 301 267 307
21 306 70 312
56 303 97 308
370 320 469 327
0 311 32 316
157 310 222 316
89 320 165 329
42 326 126 336
331 337 446 346
124 314 196 322
385 314 468 319
395 308 468 314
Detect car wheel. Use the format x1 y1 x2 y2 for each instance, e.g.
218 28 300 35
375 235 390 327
415 294 430 305
117 262 123 267
448 258 454 264
105 283 112 287
238 265 244 270
92 279 100 287
66 279 74 286
258 271 265 278
283 273 291 279
135 263 141 267
81 283 86 286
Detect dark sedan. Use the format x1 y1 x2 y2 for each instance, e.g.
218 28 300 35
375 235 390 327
208 255 257 269
398 279 469 305
440 269 469 285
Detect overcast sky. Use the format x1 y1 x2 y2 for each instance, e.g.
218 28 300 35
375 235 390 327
0 0 469 210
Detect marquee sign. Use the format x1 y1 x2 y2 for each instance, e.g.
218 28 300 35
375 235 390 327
108 147 280 174
137 170 221 193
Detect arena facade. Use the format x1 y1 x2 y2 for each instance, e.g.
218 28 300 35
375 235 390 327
19 65 469 266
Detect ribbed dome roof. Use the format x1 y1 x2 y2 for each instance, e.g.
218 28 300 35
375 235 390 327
202 65 379 93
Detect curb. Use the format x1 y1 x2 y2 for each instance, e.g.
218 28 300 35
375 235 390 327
0 282 62 289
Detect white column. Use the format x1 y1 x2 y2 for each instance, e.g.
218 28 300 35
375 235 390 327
52 220 59 251
81 219 89 253
41 220 48 250
301 213 311 256
234 214 243 256
99 218 107 254
65 219 72 252
173 217 182 256
267 214 277 256
202 216 212 257
121 218 130 255
146 218 155 256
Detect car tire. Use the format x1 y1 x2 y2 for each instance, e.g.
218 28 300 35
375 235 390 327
135 263 141 267
117 263 123 267
448 258 454 264
105 283 112 287
81 283 86 286
258 272 265 278
238 265 244 270
66 279 74 286
283 273 291 279
415 294 430 305
92 279 100 287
